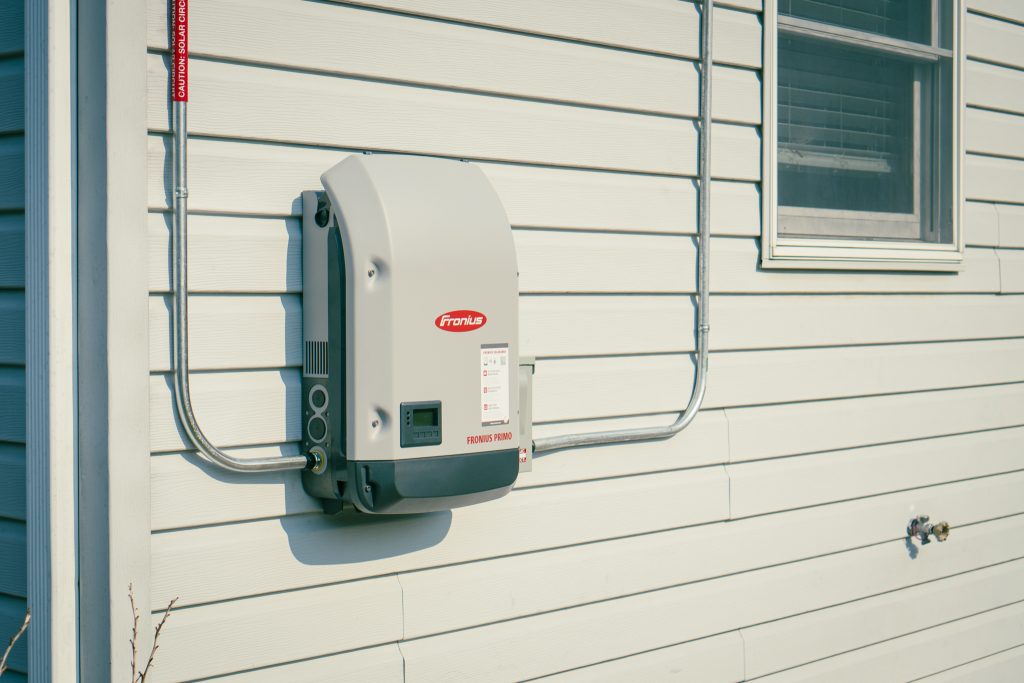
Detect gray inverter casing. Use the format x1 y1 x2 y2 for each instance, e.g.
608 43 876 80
301 154 520 514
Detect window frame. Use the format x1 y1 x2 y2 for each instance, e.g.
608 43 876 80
762 0 966 271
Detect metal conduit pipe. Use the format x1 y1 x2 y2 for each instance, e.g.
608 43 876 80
170 3 313 473
170 0 710 467
533 0 714 454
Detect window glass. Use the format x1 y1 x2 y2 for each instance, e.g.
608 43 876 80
779 0 932 43
775 0 954 245
778 36 915 216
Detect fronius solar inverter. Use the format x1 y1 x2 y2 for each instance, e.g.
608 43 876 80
301 154 520 514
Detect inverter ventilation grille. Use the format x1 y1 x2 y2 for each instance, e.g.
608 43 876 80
304 340 329 377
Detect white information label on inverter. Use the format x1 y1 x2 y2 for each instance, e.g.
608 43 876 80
480 343 510 426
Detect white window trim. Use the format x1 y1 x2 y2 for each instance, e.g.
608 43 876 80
761 0 967 272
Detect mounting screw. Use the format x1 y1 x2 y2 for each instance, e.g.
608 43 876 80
371 419 380 429
367 268 376 278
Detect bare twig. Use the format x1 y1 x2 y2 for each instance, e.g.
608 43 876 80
129 584 141 682
0 608 31 678
138 597 178 683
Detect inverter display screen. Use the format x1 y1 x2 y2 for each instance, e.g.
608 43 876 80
413 407 438 427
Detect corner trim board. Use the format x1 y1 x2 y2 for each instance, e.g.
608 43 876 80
25 0 78 679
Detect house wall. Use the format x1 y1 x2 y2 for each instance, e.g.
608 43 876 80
0 1 27 679
143 0 1024 680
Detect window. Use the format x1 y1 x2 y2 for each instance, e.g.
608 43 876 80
763 0 964 270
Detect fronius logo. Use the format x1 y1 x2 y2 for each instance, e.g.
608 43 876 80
435 310 487 332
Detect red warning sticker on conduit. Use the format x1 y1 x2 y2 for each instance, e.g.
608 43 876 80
171 0 188 102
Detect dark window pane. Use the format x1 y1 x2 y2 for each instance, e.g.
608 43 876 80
778 36 915 215
937 0 953 49
780 0 931 44
932 59 955 244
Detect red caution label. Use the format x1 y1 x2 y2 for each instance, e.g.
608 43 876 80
172 0 189 102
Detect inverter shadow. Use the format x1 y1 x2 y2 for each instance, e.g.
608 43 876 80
279 499 454 566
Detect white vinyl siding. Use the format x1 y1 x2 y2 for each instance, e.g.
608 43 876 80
142 0 1024 680
0 1 27 679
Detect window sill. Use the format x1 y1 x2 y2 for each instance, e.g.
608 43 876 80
762 239 965 272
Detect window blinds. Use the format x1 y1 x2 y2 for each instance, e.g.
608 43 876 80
779 0 930 42
778 37 913 175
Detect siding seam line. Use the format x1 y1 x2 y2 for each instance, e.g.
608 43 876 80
396 572 408 681
995 246 1005 294
738 627 748 681
722 408 734 520
993 202 1003 249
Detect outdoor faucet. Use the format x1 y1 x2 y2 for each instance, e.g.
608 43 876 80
908 515 951 545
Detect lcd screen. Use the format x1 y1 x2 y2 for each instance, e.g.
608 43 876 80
413 408 438 427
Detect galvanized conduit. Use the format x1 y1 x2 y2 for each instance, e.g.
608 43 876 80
532 0 714 453
170 3 313 472
170 0 712 469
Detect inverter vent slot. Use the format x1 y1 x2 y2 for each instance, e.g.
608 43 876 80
304 340 329 377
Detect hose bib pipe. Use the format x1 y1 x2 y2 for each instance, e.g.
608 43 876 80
532 0 714 454
170 0 313 472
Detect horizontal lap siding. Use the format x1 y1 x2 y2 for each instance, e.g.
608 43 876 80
143 55 761 180
919 644 1024 682
536 633 745 682
338 0 764 66
148 293 1024 368
144 1 1024 681
752 600 1024 682
0 4 27 676
149 472 1024 673
969 0 1024 24
145 0 761 123
400 515 1024 681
